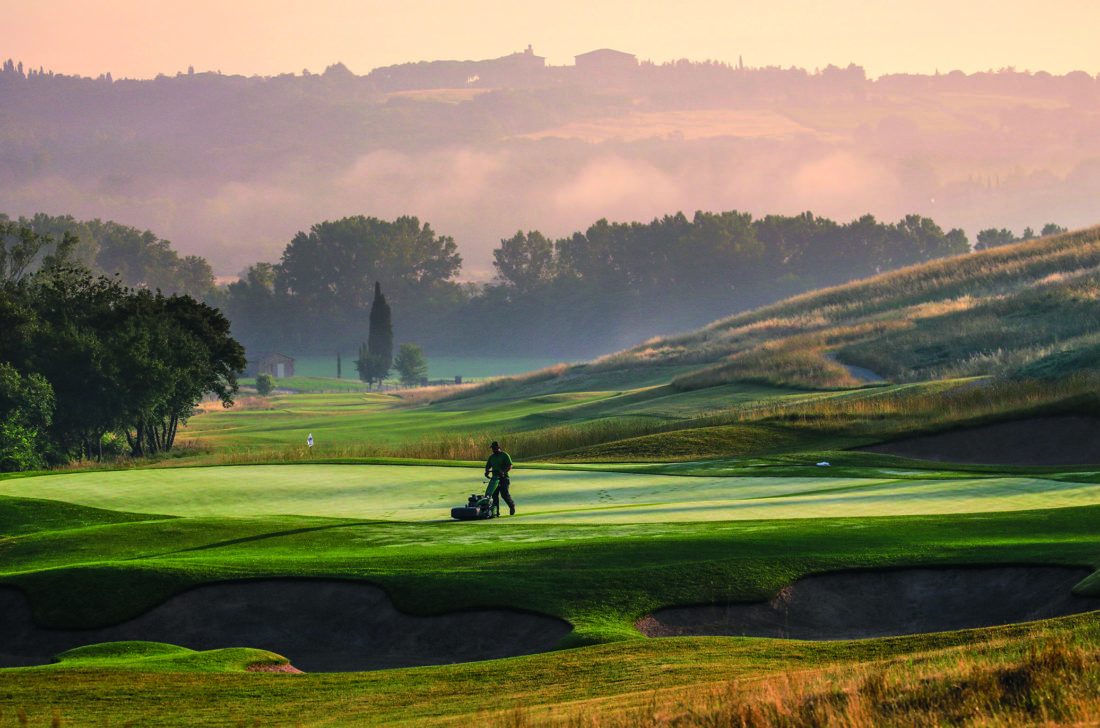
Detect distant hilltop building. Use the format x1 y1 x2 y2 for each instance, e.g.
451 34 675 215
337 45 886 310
369 46 643 91
502 44 546 71
369 45 545 91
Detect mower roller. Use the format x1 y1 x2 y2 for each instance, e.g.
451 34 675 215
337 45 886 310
451 476 501 520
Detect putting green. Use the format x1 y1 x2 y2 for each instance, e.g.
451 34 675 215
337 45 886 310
5 465 1100 522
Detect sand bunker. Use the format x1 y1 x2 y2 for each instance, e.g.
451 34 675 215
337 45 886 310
858 415 1100 466
0 580 572 672
637 567 1100 640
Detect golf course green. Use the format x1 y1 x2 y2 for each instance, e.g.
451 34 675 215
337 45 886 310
5 463 1100 522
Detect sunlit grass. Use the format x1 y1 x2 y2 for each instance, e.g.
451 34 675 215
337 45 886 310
13 461 1100 524
498 622 1100 728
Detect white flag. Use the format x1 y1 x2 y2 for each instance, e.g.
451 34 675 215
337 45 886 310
307 433 314 448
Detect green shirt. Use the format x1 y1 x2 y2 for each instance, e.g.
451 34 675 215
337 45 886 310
485 451 513 476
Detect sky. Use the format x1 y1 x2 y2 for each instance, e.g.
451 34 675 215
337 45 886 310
6 0 1100 79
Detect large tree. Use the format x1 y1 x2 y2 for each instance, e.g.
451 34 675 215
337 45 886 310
120 292 246 456
0 247 246 465
884 214 969 267
12 267 134 459
277 215 462 315
492 230 555 295
974 227 1018 251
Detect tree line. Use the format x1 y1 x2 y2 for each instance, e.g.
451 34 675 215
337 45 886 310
0 225 244 471
218 209 980 358
5 208 1067 380
974 223 1068 250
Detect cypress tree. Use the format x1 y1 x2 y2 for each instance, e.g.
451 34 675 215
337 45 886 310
364 282 393 388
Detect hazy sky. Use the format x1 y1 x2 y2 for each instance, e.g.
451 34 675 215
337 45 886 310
7 0 1100 79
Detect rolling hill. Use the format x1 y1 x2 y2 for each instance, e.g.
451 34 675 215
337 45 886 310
389 224 1100 462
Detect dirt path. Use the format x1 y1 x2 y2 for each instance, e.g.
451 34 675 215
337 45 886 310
824 353 885 383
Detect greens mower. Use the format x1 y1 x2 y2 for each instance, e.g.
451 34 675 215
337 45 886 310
451 476 501 520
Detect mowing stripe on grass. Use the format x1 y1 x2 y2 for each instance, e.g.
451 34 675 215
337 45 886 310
3 465 1100 523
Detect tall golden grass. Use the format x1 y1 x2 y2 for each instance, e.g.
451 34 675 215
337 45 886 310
673 347 858 391
492 625 1100 727
415 363 579 405
391 382 483 406
672 322 906 391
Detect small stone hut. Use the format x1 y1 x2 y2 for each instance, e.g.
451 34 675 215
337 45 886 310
253 353 295 379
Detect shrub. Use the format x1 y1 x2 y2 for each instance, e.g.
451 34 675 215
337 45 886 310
255 373 275 396
394 344 428 387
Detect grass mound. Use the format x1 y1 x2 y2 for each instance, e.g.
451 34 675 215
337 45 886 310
1013 341 1100 380
50 641 295 673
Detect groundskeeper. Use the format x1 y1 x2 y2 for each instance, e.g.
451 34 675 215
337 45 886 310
484 440 516 516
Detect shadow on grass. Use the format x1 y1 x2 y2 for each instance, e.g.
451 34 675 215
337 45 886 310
131 522 377 559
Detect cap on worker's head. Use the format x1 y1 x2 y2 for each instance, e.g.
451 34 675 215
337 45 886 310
490 441 500 449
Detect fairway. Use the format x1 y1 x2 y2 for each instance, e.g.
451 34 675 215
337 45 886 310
6 464 1100 522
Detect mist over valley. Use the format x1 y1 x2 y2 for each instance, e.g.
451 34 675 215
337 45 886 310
4 51 1100 357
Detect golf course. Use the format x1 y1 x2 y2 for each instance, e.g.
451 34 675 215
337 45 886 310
4 226 1100 726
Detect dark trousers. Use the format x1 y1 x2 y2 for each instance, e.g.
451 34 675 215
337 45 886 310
492 476 515 513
